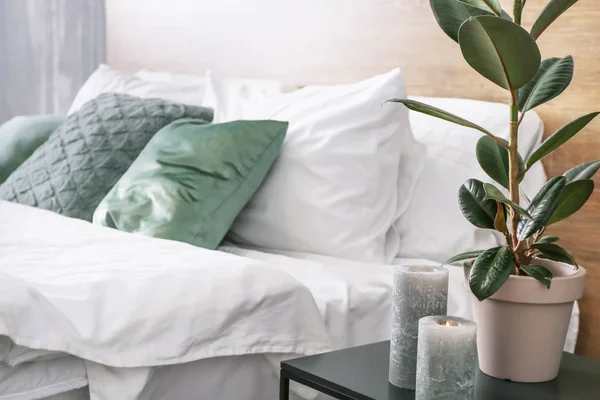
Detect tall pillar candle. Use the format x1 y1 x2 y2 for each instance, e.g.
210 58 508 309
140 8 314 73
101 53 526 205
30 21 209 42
416 316 477 400
388 265 448 389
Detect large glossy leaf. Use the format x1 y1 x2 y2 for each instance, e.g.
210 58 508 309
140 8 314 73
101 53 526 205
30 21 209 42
532 243 578 267
386 98 498 140
564 160 600 183
476 136 525 188
483 183 532 219
458 16 541 90
458 179 498 229
547 180 594 225
518 56 574 112
458 0 502 15
527 113 600 168
521 265 553 288
469 246 514 301
444 250 486 265
430 0 493 43
517 177 567 240
531 0 579 40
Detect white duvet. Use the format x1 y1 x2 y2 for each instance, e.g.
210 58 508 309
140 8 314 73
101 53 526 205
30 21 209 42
0 201 331 396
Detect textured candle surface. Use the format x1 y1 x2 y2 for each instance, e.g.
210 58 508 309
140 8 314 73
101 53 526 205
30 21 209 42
389 265 449 389
416 316 477 400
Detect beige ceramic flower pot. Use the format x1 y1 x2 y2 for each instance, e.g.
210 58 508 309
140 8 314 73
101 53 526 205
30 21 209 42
464 258 585 383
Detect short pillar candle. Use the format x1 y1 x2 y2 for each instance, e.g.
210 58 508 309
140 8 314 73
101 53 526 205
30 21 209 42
388 265 449 389
416 316 478 400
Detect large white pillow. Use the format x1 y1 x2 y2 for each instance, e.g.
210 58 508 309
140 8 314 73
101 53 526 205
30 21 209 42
206 69 424 263
68 64 207 114
397 96 547 262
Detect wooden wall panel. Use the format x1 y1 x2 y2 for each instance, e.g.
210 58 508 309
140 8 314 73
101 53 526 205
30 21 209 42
0 0 105 123
107 0 600 357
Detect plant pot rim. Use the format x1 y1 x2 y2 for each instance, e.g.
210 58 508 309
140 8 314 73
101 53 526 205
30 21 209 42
464 258 586 304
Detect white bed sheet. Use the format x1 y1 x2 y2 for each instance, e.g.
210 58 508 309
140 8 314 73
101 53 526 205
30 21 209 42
28 354 310 400
0 356 86 400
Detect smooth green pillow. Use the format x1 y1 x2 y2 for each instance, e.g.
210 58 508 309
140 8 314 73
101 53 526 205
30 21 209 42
0 115 64 183
93 119 288 249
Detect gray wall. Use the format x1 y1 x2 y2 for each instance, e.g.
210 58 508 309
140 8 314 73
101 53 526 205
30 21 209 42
0 0 106 123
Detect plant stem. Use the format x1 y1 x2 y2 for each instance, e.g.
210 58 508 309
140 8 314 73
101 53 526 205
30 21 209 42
514 0 524 26
509 90 523 272
510 0 524 273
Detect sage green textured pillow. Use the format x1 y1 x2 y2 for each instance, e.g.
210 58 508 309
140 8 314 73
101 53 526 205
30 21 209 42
93 119 288 249
0 115 63 183
0 93 213 221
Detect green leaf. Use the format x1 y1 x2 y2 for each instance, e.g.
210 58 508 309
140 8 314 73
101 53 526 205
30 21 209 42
458 179 498 229
547 180 594 225
564 160 600 183
531 242 578 267
386 98 498 140
518 56 574 113
531 0 579 40
458 16 541 90
444 250 486 265
483 183 532 219
458 0 502 16
537 235 559 244
430 0 495 43
517 177 567 240
476 136 525 189
470 246 515 301
521 265 553 288
527 113 600 169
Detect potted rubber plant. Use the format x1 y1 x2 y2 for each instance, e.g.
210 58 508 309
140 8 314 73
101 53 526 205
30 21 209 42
389 0 598 383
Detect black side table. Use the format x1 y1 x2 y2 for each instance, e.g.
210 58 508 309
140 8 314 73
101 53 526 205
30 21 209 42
280 341 600 400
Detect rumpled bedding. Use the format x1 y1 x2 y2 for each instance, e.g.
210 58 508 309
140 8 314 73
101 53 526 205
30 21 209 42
0 200 579 399
0 200 330 398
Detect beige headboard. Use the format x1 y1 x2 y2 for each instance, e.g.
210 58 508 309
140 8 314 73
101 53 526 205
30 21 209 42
106 0 600 358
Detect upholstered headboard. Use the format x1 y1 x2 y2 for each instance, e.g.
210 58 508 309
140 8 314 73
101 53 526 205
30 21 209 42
106 0 600 357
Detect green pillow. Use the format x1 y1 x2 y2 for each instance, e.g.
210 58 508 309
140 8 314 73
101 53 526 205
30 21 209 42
0 115 64 183
93 119 288 249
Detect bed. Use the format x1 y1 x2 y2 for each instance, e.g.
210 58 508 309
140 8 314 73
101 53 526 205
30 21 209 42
0 200 580 400
0 80 579 400
0 1 593 399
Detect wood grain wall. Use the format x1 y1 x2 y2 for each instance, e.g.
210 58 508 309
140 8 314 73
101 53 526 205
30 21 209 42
0 0 105 123
107 0 600 357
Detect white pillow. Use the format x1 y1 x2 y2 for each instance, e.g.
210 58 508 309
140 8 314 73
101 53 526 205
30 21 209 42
201 70 284 123
68 64 207 114
135 69 208 84
205 69 424 263
397 96 547 262
136 68 283 91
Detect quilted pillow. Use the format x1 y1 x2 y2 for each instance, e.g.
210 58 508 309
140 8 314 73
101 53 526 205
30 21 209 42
0 93 213 221
93 119 288 249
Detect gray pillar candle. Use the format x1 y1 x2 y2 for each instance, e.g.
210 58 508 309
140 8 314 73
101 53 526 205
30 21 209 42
388 265 449 389
416 316 478 400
